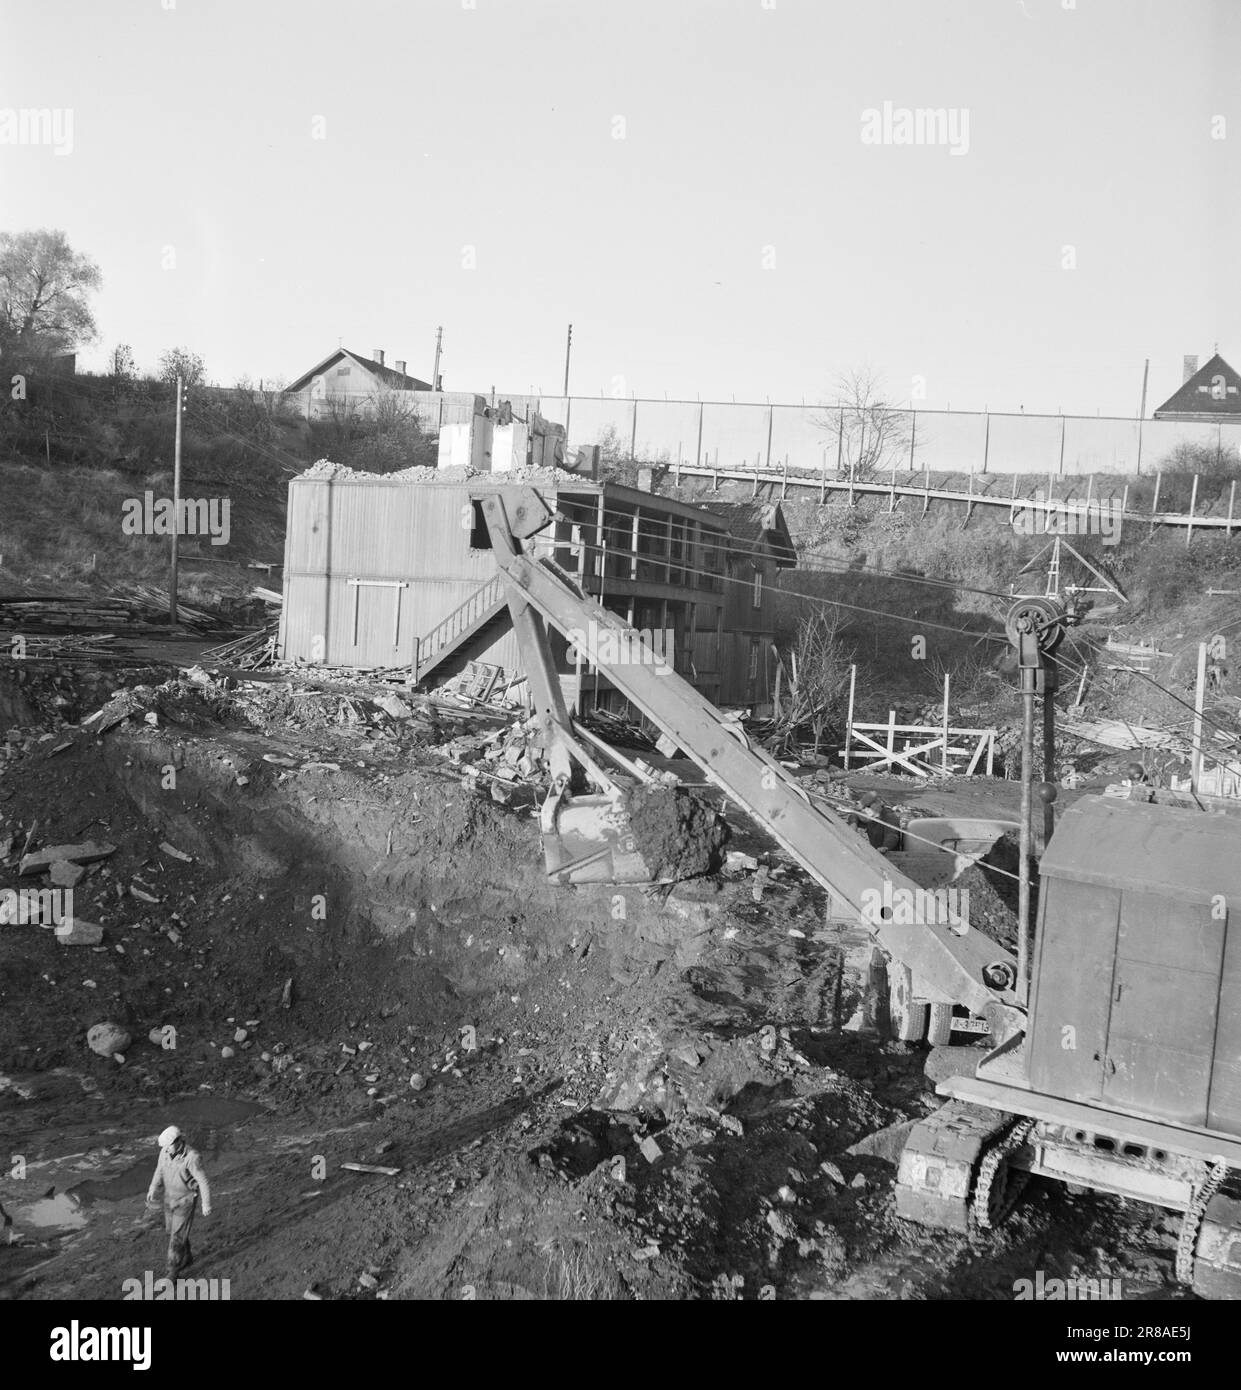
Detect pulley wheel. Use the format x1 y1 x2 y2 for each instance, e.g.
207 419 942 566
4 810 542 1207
1005 595 1066 654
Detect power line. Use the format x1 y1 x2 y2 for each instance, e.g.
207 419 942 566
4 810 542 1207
582 502 1018 601
553 525 1011 646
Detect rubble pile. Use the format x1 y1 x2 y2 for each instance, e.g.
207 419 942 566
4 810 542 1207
430 715 551 803
298 457 584 488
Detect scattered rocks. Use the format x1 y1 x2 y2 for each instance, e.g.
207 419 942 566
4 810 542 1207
766 1208 798 1241
20 840 116 875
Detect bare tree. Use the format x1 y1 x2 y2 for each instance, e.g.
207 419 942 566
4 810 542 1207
774 606 857 756
0 228 102 355
816 367 913 482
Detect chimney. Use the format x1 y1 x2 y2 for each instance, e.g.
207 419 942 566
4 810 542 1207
373 348 385 368
395 359 406 376
1183 354 1199 383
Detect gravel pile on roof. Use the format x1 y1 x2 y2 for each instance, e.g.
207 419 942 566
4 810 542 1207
297 458 585 487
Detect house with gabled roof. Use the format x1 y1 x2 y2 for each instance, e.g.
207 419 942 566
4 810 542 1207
1153 353 1241 422
284 347 433 419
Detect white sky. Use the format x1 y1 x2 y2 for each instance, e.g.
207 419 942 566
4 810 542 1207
3 0 1238 414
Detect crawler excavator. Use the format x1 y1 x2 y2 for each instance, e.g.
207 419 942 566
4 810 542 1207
479 486 1241 1298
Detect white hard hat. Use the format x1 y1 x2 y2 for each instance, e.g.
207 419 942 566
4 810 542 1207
158 1125 182 1149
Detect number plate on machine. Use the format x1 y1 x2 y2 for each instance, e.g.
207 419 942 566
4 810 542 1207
953 1016 991 1034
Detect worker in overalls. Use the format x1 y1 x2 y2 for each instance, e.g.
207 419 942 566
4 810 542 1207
145 1125 212 1278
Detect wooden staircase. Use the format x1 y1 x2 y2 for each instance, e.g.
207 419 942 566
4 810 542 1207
414 576 508 683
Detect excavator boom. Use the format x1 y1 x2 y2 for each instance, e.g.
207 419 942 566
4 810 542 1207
480 488 1022 1038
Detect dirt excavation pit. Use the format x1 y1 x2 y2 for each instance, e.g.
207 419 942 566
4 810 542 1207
0 680 1194 1300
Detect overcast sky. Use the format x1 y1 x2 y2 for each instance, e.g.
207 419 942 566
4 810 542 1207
4 0 1238 415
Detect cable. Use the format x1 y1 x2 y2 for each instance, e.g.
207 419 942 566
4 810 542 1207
557 537 1013 646
579 502 1019 601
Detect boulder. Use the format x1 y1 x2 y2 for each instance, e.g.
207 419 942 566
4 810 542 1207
49 861 86 888
55 920 104 947
87 1022 131 1057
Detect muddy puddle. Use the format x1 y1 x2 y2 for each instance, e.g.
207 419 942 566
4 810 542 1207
13 1192 88 1232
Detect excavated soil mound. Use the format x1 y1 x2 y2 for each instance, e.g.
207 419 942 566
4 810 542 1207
625 786 728 881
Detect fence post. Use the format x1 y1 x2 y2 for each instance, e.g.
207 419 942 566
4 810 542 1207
630 397 638 462
844 664 856 769
1187 473 1198 547
1084 473 1094 530
1059 414 1066 476
1009 473 1018 527
887 709 896 767
942 672 950 774
820 447 827 504
1149 471 1161 536
766 403 774 471
1192 641 1207 792
889 455 897 512
983 413 990 473
836 409 845 483
1229 480 1236 539
695 400 704 468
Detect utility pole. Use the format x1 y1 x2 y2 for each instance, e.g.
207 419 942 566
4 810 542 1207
170 373 183 628
432 326 443 392
563 323 573 397
1139 357 1149 419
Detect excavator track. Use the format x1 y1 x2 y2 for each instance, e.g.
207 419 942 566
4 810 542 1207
973 1117 1036 1231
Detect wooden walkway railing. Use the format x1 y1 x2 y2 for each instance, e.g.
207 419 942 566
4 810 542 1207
669 459 1241 544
